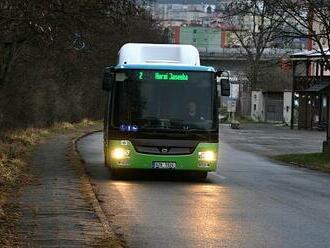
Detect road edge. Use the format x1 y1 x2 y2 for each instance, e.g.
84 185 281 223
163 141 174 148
70 130 125 247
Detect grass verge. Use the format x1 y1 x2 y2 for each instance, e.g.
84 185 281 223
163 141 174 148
274 153 330 173
0 119 102 247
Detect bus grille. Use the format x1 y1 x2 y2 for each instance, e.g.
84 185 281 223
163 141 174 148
134 146 193 155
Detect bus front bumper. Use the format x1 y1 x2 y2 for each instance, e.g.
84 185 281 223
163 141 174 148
106 140 218 171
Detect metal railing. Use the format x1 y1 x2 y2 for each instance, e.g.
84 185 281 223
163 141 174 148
199 48 304 59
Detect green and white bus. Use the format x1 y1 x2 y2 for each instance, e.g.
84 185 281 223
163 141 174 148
102 43 229 179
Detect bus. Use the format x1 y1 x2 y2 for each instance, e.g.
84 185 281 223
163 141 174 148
102 43 230 179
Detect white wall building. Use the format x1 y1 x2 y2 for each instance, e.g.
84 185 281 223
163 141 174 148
251 90 292 125
251 91 265 122
283 91 292 125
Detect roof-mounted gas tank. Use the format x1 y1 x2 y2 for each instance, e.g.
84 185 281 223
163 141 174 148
118 43 200 66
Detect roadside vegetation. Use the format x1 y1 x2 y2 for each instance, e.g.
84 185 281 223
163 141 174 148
275 153 330 173
0 1 166 246
0 0 167 130
0 119 102 247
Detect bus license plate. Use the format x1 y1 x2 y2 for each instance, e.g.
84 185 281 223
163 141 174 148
152 161 176 169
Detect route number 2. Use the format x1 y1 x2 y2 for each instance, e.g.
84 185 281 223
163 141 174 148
138 72 144 80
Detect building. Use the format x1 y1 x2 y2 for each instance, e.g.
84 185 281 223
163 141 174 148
171 26 223 52
289 4 330 131
251 90 292 124
151 3 215 27
250 60 293 124
290 50 330 130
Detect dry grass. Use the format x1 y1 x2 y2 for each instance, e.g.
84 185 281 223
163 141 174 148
274 153 330 173
0 119 101 190
0 119 102 246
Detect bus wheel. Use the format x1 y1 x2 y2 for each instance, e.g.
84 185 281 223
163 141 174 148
104 156 108 167
195 172 208 181
110 168 122 179
104 151 109 167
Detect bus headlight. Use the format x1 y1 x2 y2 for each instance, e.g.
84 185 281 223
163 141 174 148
198 151 216 161
111 148 130 160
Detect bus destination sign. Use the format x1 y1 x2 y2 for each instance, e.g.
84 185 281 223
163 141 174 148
137 71 189 81
155 72 189 81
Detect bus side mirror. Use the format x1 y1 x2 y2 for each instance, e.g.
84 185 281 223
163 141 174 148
215 69 230 96
220 78 230 96
102 67 114 91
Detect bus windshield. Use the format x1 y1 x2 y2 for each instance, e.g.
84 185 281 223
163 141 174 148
112 69 216 131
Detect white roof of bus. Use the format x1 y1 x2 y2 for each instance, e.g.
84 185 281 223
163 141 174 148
118 43 200 66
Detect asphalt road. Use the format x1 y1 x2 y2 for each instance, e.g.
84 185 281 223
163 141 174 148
220 123 325 156
78 132 330 248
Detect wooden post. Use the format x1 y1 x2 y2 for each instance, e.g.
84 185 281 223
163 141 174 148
290 61 296 130
319 94 322 127
323 92 330 153
327 95 329 141
305 95 308 129
310 95 314 131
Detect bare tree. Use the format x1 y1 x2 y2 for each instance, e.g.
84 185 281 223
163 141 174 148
0 0 141 87
275 0 330 68
0 0 168 129
223 0 287 88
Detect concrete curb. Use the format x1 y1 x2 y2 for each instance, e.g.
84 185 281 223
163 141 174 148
70 130 125 247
